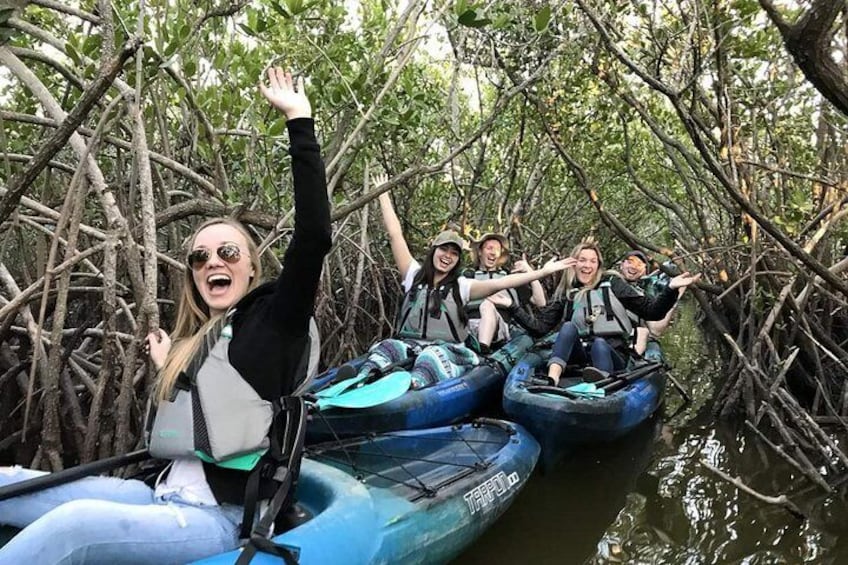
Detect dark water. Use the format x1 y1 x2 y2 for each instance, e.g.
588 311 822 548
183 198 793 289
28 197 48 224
456 305 848 564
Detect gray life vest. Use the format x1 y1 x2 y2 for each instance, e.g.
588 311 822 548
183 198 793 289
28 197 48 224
571 281 633 340
145 311 314 564
464 269 520 317
146 315 320 471
147 323 273 470
397 281 468 343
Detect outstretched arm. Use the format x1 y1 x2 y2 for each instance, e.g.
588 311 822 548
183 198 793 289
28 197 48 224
376 173 414 279
512 254 546 307
468 257 574 301
260 68 332 332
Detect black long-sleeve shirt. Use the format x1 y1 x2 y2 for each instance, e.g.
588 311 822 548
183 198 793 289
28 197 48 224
204 118 332 504
511 275 678 338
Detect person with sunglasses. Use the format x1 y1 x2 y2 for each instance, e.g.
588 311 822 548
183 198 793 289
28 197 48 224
338 174 571 391
0 68 331 564
618 250 685 356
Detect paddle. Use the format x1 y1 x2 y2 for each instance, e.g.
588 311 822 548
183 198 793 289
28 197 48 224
0 449 151 502
316 370 413 409
316 356 416 399
562 362 663 398
594 362 662 390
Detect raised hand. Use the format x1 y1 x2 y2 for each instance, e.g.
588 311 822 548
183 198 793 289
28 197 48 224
668 271 702 289
372 172 388 187
145 329 172 371
512 253 535 274
542 256 576 274
487 291 513 309
259 67 311 120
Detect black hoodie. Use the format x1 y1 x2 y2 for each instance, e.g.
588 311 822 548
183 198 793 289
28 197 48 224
202 118 332 504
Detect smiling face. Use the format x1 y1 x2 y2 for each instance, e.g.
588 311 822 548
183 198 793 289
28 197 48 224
479 239 504 271
432 243 461 275
189 223 255 316
620 256 647 282
575 248 600 285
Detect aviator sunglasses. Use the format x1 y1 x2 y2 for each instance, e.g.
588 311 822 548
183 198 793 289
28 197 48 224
186 243 243 269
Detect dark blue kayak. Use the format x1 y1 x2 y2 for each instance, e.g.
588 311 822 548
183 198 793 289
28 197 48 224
193 419 540 564
307 333 533 441
503 338 666 469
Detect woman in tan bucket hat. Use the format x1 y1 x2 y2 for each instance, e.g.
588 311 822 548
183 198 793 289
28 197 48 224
465 233 547 353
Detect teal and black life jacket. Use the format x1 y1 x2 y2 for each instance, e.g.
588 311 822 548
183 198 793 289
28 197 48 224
145 313 315 564
463 269 520 317
397 281 468 343
571 281 633 340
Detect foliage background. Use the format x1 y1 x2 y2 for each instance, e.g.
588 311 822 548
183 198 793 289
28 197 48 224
0 0 847 506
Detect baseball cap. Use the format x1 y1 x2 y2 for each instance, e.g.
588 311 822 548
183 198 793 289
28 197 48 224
431 230 467 250
623 250 649 265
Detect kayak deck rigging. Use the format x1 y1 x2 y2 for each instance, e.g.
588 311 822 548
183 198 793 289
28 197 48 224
306 421 513 502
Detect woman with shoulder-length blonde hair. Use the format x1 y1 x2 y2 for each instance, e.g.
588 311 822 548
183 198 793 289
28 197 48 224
0 67 332 564
504 240 700 385
155 217 264 401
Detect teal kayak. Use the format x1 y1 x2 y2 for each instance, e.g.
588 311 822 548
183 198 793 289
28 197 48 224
193 419 540 564
307 333 534 440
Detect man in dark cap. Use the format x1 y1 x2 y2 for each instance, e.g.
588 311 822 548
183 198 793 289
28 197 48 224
619 250 683 355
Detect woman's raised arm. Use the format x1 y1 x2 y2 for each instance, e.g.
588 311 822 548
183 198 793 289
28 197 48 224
376 173 414 279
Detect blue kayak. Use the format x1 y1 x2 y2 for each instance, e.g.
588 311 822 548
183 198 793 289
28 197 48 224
193 419 540 564
503 338 666 469
307 333 533 441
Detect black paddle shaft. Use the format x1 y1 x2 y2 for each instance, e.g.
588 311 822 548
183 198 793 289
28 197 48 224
0 449 151 502
365 355 416 382
599 362 663 392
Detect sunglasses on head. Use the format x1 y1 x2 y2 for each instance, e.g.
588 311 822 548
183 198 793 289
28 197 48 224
187 243 242 269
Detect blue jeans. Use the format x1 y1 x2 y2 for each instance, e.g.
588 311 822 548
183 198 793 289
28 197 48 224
0 466 243 564
549 322 626 373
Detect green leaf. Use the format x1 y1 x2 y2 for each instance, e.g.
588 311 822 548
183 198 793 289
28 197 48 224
163 40 178 57
183 59 197 76
268 117 287 136
492 13 510 29
270 1 291 18
65 41 82 66
455 0 468 17
285 0 304 15
535 5 551 32
458 9 489 28
82 34 101 57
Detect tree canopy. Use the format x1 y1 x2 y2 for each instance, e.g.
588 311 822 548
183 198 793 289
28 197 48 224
1 0 847 495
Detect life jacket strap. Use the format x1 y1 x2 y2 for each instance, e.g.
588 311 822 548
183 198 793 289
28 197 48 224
237 396 307 564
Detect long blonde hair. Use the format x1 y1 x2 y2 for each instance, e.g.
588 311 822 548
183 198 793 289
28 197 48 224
156 218 263 402
552 241 607 303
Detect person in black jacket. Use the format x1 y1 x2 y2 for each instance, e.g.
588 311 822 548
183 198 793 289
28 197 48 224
503 242 699 386
0 68 331 565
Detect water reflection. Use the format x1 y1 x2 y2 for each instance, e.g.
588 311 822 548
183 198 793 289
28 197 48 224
456 416 662 564
590 419 848 564
458 302 848 564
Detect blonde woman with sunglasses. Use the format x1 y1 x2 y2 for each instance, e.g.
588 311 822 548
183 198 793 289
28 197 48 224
0 68 331 564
